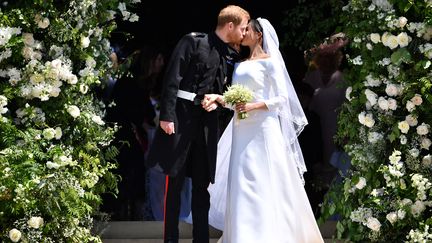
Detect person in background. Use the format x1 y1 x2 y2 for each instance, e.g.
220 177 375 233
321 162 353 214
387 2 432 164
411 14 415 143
145 5 250 243
103 48 156 221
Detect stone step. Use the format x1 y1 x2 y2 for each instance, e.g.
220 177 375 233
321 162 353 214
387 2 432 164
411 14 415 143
98 220 341 242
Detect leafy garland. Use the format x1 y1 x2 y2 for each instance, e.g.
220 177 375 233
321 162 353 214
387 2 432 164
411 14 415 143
0 0 140 242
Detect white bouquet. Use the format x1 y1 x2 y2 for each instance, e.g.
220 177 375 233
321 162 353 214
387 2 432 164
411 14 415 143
223 84 254 119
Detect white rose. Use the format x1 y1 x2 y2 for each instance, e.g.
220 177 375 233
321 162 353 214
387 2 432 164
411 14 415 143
405 115 418 126
364 114 375 128
381 32 390 44
366 217 381 232
386 212 397 224
9 228 21 242
42 127 56 140
79 84 89 94
46 161 60 169
358 112 366 125
422 154 432 167
345 86 352 101
398 17 408 28
406 100 415 112
398 121 410 134
22 33 35 46
365 89 378 106
80 36 90 48
384 34 399 49
91 115 105 125
67 105 80 118
421 138 431 150
27 216 44 228
37 17 50 29
411 94 423 106
410 148 420 158
385 83 399 96
378 97 389 110
397 32 410 47
397 209 406 219
355 177 367 189
416 123 430 135
54 127 62 139
411 200 426 217
370 33 381 43
387 98 397 110
67 74 78 85
400 135 407 145
366 43 373 50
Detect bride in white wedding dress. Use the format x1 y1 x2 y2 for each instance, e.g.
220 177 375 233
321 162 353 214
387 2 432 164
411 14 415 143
203 18 324 243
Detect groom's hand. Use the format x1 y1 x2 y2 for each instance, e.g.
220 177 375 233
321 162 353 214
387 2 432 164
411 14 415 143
202 94 218 111
160 120 175 135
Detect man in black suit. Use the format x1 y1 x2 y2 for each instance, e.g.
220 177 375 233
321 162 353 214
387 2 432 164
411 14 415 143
146 5 250 243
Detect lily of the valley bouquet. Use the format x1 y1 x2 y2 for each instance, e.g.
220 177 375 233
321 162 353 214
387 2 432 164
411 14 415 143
223 84 254 119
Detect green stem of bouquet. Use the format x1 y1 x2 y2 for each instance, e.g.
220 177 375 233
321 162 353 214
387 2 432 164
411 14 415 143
238 111 248 119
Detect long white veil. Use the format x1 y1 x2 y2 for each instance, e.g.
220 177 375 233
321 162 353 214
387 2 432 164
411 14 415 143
208 17 308 231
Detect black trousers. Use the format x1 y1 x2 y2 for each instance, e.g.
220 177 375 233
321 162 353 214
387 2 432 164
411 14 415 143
164 131 210 243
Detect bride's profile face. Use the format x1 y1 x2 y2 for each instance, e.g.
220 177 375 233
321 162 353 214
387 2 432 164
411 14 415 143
241 21 262 47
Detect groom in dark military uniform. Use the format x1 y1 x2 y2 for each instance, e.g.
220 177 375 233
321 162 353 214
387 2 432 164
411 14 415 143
146 5 249 243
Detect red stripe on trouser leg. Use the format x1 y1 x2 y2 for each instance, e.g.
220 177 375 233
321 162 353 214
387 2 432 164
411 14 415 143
163 175 169 240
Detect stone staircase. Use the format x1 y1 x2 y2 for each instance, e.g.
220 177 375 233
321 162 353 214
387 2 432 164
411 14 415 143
98 220 342 243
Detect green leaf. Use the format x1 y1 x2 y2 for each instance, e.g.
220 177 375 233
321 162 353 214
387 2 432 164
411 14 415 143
391 48 412 65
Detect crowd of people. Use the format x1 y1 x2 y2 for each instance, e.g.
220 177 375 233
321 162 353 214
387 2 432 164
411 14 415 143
100 4 350 243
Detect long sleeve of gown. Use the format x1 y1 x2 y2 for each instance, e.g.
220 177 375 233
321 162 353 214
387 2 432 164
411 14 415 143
263 59 289 112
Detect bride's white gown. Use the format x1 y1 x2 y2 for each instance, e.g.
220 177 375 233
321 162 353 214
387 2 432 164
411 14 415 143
209 57 324 243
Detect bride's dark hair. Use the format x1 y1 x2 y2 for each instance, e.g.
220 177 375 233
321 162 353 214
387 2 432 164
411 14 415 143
249 19 263 35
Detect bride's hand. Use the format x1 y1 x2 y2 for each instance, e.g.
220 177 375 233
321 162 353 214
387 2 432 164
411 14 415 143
235 103 252 113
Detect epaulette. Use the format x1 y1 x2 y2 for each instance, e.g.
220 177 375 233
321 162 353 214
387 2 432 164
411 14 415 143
188 32 206 38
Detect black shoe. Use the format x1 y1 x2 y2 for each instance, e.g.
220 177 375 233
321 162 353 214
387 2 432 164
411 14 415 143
164 240 178 243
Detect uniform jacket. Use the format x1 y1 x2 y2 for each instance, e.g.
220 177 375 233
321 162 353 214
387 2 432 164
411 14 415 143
146 31 240 183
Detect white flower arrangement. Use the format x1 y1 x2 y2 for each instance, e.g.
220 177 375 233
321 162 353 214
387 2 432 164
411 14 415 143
319 1 432 242
0 0 140 242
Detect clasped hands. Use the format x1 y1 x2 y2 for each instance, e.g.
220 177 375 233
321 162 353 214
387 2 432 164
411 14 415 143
160 94 252 135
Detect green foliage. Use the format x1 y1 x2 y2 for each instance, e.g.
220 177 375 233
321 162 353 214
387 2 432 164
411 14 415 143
316 0 432 242
0 0 140 242
281 0 347 51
